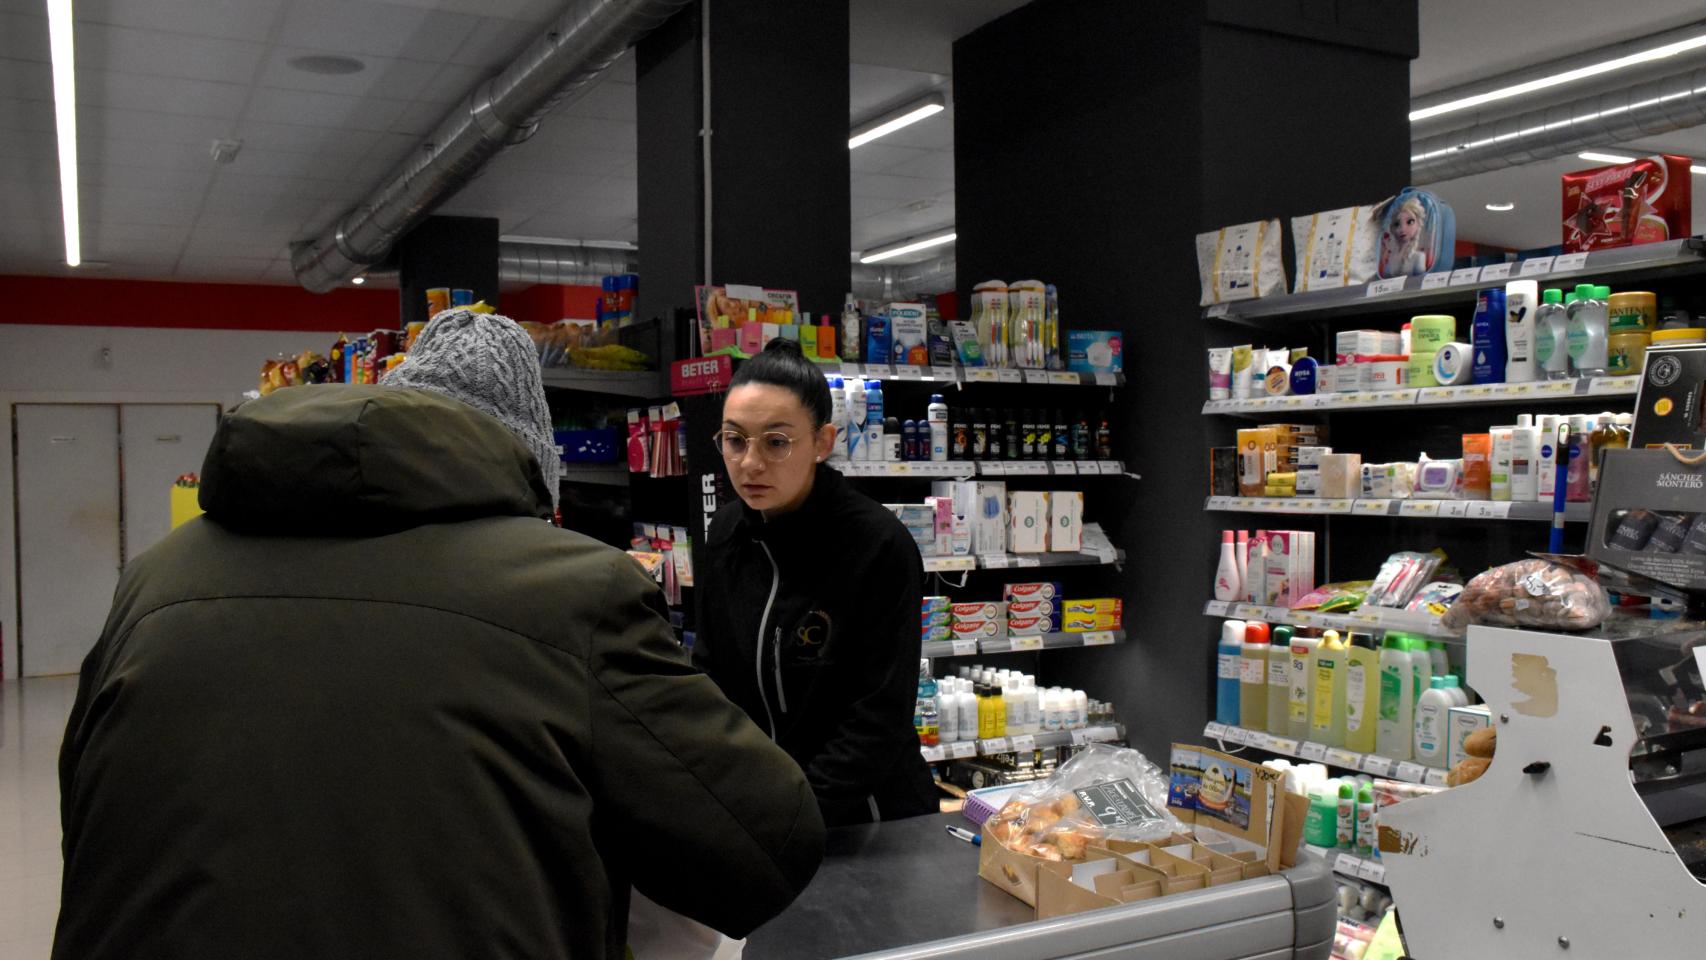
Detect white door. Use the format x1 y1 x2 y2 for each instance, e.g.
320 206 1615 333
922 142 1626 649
120 404 219 563
14 404 122 677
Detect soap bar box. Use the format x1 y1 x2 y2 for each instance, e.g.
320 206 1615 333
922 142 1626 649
1008 491 1050 554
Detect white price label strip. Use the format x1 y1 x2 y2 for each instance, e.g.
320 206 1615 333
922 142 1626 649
1353 499 1393 516
1424 769 1450 787
948 740 978 759
1366 277 1406 297
1053 462 1078 475
1468 501 1513 519
1358 860 1387 883
1336 854 1360 877
1205 601 1233 617
1395 761 1427 783
1479 262 1514 281
1206 303 1231 319
1361 754 1396 776
1204 722 1229 740
1552 252 1588 273
1326 748 1363 770
1441 501 1469 518
967 368 998 382
1079 631 1117 646
1519 255 1554 276
1233 603 1267 620
931 365 957 381
1299 742 1328 761
1094 372 1119 386
1009 735 1036 753
1048 371 1079 385
1449 267 1481 286
1023 369 1047 383
1419 272 1452 290
979 738 1011 754
894 364 923 379
979 554 1011 569
1534 380 1577 396
1399 500 1440 517
1267 737 1300 755
998 369 1024 383
951 639 978 656
1009 636 1044 651
921 745 946 762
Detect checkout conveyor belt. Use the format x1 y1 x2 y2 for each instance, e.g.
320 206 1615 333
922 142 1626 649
746 813 1337 960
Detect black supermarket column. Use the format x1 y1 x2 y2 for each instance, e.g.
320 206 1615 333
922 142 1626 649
953 0 1415 762
396 215 501 328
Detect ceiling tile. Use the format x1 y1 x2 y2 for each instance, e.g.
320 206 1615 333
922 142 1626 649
850 172 946 201
80 161 211 195
77 105 232 145
0 57 51 100
377 0 561 21
174 256 274 281
561 78 634 122
76 21 268 85
257 47 453 102
0 95 55 135
280 0 481 63
75 0 291 43
416 61 489 104
850 143 929 175
883 150 953 181
78 70 251 121
390 99 450 136
75 137 210 173
0 13 47 62
245 86 411 132
234 122 384 160
447 16 537 68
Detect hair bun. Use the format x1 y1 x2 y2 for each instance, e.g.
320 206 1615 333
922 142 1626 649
764 337 804 356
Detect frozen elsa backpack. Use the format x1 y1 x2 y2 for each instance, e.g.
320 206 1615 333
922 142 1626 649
1375 188 1456 279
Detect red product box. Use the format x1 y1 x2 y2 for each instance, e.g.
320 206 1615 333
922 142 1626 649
1005 598 1059 619
1562 154 1691 253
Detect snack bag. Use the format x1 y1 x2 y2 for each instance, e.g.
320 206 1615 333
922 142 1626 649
1441 558 1611 633
983 743 1183 861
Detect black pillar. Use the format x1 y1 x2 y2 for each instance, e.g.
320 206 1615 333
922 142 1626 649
635 0 851 354
953 0 1415 762
396 215 501 328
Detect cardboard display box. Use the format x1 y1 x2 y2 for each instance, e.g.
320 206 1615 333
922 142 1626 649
1632 343 1706 452
1587 448 1706 592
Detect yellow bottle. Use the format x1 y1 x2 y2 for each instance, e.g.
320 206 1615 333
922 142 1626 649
991 684 1007 738
1309 631 1349 748
1342 633 1381 754
977 684 994 739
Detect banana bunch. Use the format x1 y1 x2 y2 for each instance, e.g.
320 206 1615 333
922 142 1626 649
568 344 651 371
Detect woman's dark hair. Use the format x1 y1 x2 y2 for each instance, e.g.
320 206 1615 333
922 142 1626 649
728 337 834 427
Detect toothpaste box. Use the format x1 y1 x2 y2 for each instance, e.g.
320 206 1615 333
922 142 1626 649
951 602 1002 621
1007 616 1059 637
921 610 951 628
1005 582 1062 602
1063 611 1122 632
922 625 953 642
922 595 951 613
1005 598 1059 619
950 618 1006 640
1049 490 1083 552
1062 598 1122 616
1447 705 1492 769
1008 491 1050 554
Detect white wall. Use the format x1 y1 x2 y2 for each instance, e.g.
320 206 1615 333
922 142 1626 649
1 324 332 679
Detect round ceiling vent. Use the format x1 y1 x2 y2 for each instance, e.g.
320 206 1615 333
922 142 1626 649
288 54 366 75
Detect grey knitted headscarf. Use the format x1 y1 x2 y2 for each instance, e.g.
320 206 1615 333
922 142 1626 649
384 308 558 512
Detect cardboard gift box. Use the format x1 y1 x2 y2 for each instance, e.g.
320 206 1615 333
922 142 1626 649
1587 448 1706 592
1562 154 1692 253
1632 343 1706 453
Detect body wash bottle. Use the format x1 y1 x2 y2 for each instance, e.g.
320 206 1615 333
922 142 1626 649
1240 621 1271 732
1217 620 1245 726
1504 279 1540 382
1567 284 1609 376
1377 635 1416 761
1309 630 1349 748
1267 626 1293 734
1510 414 1540 501
1343 634 1381 754
1536 288 1571 379
1288 633 1321 741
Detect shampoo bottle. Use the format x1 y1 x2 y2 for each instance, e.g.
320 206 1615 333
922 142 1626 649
1406 634 1434 709
1377 635 1416 761
1343 633 1381 754
1504 279 1540 382
1288 634 1322 741
1415 676 1453 768
1536 287 1571 379
1217 620 1245 726
1240 621 1271 732
1471 287 1507 383
1267 626 1293 734
1309 631 1349 748
1490 426 1515 501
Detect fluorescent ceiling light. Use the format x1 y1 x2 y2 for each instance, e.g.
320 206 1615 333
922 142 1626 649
1578 151 1637 164
858 231 956 264
1485 202 1515 212
47 0 79 267
1692 165 1706 175
1410 30 1706 122
848 93 946 149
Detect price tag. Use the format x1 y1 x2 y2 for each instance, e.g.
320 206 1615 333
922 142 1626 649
1052 462 1079 475
1247 732 1275 751
894 364 924 379
1534 379 1577 396
1267 736 1300 755
1322 499 1353 513
1281 396 1306 408
1424 768 1450 787
1353 499 1392 516
1399 500 1441 517
1366 277 1406 297
1079 631 1117 646
1373 390 1415 406
1204 722 1229 740
1441 501 1469 518
1552 251 1589 273
1293 610 1321 627
1479 262 1514 281
997 369 1024 384
1098 461 1123 476
979 738 1012 755
1014 557 1042 568
1361 754 1397 776
1349 608 1383 627
1225 726 1253 744
951 639 979 656
1590 375 1639 396
840 363 863 377
979 554 1011 570
1205 601 1233 617
1022 369 1048 384
931 365 958 381
921 745 946 762
1310 394 1337 409
1206 496 1228 510
1094 372 1120 386
1395 761 1427 783
1009 734 1037 754
1520 255 1555 277
1299 742 1329 761
1419 272 1452 290
1467 501 1513 519
1233 603 1267 621
1336 854 1360 878
1359 860 1387 884
867 363 895 379
967 368 999 383
982 462 1007 475
1450 267 1482 286
1048 371 1080 385
1206 303 1231 319
1501 382 1535 397
1415 387 1453 405
948 740 978 759
1326 748 1363 770
889 463 911 476
1028 463 1054 476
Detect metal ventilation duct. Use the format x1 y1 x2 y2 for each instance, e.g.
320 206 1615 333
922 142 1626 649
1411 66 1706 183
498 242 638 284
290 0 690 292
851 254 957 302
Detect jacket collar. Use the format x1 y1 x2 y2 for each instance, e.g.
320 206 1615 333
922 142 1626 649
734 462 847 545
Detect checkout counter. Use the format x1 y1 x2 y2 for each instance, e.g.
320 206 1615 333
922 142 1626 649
748 812 1337 960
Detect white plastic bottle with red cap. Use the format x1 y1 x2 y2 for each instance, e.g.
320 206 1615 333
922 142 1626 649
1214 530 1241 601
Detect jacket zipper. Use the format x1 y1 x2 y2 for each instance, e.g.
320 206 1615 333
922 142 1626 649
755 542 781 740
773 626 788 715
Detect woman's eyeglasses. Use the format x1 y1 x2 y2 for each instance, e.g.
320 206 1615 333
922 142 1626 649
714 430 796 463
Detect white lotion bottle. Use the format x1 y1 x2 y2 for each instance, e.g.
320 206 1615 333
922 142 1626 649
1505 279 1540 382
1510 414 1540 501
927 393 949 462
1415 677 1454 768
1490 426 1515 502
1215 530 1242 601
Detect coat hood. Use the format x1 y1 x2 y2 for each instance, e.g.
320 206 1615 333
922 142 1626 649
199 385 553 535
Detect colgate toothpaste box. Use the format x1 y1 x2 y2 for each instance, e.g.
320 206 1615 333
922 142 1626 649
1004 598 1059 619
1562 154 1691 253
950 618 1005 640
1004 581 1062 602
1007 616 1059 637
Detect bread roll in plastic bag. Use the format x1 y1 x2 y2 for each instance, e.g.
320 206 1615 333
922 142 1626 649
984 743 1183 861
1197 219 1287 306
1441 558 1611 633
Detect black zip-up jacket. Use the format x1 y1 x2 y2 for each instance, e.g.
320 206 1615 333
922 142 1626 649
693 463 937 827
55 387 823 960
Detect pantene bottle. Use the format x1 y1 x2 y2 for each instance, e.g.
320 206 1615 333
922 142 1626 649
1240 621 1271 732
1309 631 1349 747
1343 634 1380 754
1287 633 1321 741
1266 626 1293 733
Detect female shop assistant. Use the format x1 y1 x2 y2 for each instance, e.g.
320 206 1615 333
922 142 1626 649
694 339 938 827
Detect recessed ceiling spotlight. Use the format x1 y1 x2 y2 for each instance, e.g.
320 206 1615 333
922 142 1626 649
288 54 366 76
1485 202 1515 212
351 275 366 285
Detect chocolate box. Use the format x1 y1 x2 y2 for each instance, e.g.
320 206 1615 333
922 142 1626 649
1562 154 1692 253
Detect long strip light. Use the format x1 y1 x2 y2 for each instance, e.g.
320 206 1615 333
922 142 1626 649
1575 151 1706 176
858 230 956 265
1411 30 1706 123
848 93 946 149
47 0 79 266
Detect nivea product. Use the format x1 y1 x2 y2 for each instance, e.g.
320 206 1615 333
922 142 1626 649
1471 287 1507 383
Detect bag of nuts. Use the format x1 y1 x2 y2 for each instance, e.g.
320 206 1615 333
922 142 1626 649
1441 558 1610 633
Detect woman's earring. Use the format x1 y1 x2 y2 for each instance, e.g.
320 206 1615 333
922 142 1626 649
815 455 823 462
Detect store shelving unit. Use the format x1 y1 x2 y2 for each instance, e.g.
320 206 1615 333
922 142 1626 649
919 548 1125 574
817 361 1123 388
921 629 1124 659
918 723 1124 763
828 459 1128 478
1201 600 1448 641
557 463 630 487
1205 495 1594 522
1308 845 1389 886
1202 375 1639 416
539 366 664 398
1204 722 1450 788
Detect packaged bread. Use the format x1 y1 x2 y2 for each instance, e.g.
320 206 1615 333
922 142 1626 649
1462 726 1496 759
979 743 1182 861
1441 559 1610 633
